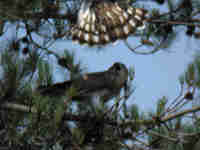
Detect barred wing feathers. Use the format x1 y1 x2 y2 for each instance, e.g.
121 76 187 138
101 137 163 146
71 1 147 46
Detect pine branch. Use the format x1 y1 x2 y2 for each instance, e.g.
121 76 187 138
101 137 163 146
2 102 200 127
162 106 200 122
1 102 37 113
147 19 200 27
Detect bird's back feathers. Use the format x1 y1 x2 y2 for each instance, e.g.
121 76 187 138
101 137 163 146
37 62 128 102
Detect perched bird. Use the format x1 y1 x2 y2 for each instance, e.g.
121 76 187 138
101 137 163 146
71 0 147 46
38 62 129 102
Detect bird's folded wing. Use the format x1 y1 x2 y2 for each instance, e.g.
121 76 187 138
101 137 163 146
37 71 110 97
74 71 110 92
37 80 72 97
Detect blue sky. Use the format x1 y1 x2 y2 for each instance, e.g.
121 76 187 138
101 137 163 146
50 30 197 112
1 1 198 112
51 1 198 111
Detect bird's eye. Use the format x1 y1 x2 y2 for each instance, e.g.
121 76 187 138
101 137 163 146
115 64 121 71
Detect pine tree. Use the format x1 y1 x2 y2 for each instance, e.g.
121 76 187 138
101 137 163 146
0 0 200 150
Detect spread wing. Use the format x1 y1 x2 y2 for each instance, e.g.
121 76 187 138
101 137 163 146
71 0 147 46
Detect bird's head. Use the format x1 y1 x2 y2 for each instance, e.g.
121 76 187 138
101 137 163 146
108 62 128 88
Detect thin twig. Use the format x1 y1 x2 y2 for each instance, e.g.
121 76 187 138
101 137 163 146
164 84 184 114
162 106 200 122
147 130 186 143
146 19 200 27
124 40 161 55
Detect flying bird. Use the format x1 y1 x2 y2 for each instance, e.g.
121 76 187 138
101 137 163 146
70 0 147 46
38 62 129 102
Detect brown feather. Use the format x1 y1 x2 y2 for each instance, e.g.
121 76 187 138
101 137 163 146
70 1 148 46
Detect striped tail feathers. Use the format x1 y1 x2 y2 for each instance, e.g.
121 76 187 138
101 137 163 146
71 2 148 46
